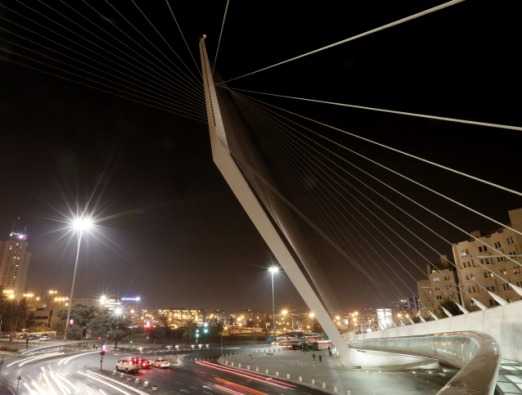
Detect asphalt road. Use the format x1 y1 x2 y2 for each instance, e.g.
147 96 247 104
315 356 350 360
1 347 325 395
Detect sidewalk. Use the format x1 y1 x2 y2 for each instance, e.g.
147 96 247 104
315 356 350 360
220 347 453 395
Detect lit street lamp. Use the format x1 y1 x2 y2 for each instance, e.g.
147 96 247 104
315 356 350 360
268 265 280 335
64 215 95 340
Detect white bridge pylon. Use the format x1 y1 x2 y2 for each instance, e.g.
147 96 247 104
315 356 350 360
199 37 349 363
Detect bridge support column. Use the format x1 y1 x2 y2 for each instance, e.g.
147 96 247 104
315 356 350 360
199 37 350 365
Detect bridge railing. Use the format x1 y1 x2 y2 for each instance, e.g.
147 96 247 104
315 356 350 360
351 331 500 395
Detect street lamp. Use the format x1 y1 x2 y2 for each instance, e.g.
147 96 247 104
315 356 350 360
268 265 280 335
64 215 95 340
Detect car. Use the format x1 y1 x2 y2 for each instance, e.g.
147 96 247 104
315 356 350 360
116 358 140 373
132 357 152 369
153 358 171 368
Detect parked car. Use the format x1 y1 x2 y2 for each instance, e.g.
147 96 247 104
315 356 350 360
153 358 171 368
132 357 152 369
116 358 140 373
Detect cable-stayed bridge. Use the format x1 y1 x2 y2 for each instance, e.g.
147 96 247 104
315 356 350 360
1 1 521 394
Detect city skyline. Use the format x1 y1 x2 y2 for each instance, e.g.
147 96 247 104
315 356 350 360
1 0 521 311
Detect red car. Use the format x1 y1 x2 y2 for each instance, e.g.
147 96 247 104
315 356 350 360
131 357 152 369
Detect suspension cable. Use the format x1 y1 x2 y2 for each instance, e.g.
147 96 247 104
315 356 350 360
213 0 230 72
236 88 522 133
164 0 200 74
222 0 466 84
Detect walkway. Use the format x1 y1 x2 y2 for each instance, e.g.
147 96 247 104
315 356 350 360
219 346 453 395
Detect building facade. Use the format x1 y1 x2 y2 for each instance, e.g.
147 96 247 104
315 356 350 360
417 256 459 317
0 231 31 298
452 208 522 310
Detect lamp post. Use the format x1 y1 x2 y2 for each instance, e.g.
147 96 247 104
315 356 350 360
63 215 95 340
268 265 279 335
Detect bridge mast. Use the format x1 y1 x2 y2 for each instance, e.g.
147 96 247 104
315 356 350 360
199 36 349 363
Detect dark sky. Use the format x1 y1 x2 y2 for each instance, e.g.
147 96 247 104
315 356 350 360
1 1 521 311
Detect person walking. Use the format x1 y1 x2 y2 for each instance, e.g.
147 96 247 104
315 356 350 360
318 354 323 363
312 353 316 362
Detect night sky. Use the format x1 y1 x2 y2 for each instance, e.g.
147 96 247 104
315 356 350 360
1 1 521 311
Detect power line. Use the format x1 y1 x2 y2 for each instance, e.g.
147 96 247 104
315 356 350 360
236 89 522 133
222 0 466 84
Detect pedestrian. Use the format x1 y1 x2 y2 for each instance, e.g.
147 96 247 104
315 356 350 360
312 353 316 361
318 354 322 363
328 346 333 357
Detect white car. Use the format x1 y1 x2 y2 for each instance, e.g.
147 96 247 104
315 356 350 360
116 358 140 373
153 358 171 368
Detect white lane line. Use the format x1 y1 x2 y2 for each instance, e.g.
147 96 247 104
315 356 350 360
58 351 100 366
78 371 133 395
84 370 150 395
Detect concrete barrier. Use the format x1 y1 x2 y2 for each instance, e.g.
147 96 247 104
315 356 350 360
351 300 522 361
352 331 500 395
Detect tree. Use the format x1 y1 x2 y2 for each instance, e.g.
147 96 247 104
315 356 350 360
89 310 131 348
54 304 97 339
0 291 30 333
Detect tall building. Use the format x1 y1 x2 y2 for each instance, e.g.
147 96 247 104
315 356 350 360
452 208 522 310
417 255 460 317
0 230 32 298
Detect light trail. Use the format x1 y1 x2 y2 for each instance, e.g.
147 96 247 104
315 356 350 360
81 370 150 395
195 360 295 390
58 351 100 366
6 351 64 368
78 371 133 395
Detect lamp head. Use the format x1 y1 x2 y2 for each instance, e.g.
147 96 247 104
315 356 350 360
268 265 280 275
70 216 95 234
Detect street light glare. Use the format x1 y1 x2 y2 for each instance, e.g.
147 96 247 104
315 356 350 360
268 265 280 274
70 216 95 233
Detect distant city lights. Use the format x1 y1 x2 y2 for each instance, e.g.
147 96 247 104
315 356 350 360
121 296 142 302
9 232 27 240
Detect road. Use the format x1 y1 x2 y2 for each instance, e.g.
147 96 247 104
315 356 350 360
1 346 325 395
